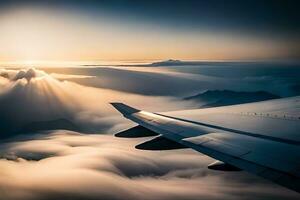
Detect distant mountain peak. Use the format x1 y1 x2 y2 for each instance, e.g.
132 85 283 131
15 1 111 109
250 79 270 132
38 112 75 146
184 90 280 108
166 59 181 62
149 59 183 66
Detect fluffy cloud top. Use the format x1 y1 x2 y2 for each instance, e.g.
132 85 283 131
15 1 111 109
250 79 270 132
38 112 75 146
0 67 299 199
0 68 197 138
0 131 298 200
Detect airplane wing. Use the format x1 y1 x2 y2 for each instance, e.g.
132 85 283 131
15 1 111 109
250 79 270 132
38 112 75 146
111 96 300 193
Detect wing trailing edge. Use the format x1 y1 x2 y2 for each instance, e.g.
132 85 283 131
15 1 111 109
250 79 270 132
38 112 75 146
208 160 241 171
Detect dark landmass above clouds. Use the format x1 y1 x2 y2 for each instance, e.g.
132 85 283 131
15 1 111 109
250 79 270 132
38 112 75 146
184 90 280 108
146 59 190 66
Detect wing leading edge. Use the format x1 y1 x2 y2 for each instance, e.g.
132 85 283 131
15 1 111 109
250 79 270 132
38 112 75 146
111 101 300 193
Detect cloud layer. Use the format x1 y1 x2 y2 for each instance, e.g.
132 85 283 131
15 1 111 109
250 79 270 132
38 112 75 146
0 131 298 200
0 68 197 138
42 65 300 97
0 67 299 199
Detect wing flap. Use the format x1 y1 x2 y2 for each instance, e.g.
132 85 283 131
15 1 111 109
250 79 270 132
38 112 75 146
135 136 187 150
115 125 159 138
183 134 251 157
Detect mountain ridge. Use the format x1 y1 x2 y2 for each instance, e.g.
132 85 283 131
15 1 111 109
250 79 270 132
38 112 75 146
184 90 280 108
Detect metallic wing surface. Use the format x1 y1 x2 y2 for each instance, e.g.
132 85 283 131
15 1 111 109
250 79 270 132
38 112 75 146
111 96 300 193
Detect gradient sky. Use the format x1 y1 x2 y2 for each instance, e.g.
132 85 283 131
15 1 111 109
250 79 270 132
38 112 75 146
0 0 299 63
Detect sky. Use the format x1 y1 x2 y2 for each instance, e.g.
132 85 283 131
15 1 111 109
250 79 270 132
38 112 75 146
0 2 300 198
0 0 300 63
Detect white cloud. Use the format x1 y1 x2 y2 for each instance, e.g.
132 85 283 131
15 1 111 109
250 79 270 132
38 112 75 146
0 68 197 137
0 131 297 200
0 68 298 200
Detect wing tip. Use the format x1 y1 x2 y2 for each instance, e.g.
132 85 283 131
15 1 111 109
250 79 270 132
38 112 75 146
110 102 140 115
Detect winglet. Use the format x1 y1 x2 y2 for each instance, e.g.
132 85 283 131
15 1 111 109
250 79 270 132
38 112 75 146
110 102 140 115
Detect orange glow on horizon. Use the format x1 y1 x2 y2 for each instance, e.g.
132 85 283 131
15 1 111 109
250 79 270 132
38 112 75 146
0 6 298 64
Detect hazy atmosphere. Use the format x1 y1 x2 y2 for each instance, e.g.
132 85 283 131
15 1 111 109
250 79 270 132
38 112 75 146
0 1 299 200
0 0 300 63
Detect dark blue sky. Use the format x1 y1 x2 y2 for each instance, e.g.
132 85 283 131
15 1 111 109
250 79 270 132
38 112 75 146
1 0 299 37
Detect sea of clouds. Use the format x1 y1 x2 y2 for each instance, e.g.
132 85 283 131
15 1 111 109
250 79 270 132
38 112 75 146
1 131 298 200
0 67 299 200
